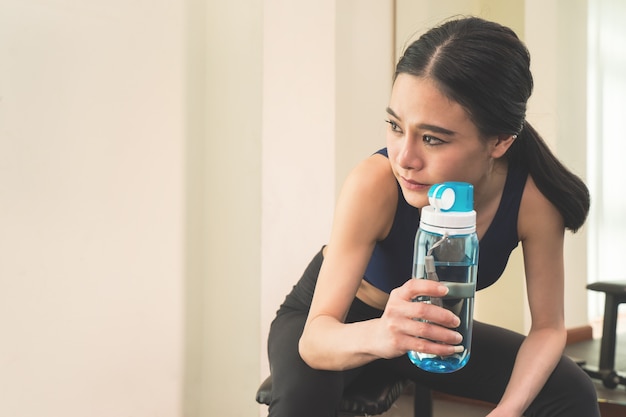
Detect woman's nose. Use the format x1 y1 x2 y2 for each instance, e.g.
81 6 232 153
397 138 423 170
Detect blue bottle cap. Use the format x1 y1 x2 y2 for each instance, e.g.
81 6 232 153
421 182 476 235
428 182 474 212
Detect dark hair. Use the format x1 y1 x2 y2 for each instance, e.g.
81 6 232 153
395 17 589 232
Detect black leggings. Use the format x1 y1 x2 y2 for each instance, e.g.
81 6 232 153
267 249 600 417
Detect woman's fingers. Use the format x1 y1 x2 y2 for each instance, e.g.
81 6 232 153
392 278 449 301
406 297 461 329
380 278 464 356
404 312 462 344
389 279 460 328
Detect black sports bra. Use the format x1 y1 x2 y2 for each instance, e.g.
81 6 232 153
363 148 527 293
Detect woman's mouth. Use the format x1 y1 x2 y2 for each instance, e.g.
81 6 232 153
400 176 429 192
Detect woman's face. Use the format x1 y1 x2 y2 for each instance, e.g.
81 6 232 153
385 74 497 208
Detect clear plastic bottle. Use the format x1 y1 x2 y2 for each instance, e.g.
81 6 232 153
407 182 479 373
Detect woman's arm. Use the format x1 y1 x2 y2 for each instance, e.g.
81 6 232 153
488 177 567 417
299 155 462 371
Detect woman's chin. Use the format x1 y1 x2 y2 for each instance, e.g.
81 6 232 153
400 190 429 209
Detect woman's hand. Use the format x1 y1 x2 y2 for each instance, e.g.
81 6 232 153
374 278 463 359
485 405 523 417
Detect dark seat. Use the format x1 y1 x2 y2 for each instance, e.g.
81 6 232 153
585 281 626 388
256 369 433 416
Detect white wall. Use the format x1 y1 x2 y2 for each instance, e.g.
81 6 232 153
188 0 263 416
260 0 395 382
0 1 593 417
260 2 337 386
524 0 589 331
0 1 184 416
335 0 395 196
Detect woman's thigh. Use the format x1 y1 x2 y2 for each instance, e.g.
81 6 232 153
384 321 599 417
267 309 359 417
386 322 520 402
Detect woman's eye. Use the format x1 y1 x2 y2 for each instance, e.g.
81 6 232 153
423 134 445 145
385 119 401 133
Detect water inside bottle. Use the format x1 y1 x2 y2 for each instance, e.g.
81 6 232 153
408 262 476 373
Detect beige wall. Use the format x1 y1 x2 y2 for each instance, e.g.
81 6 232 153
259 4 395 416
524 0 589 332
0 1 591 417
188 0 263 416
0 1 185 416
335 1 396 197
261 2 337 388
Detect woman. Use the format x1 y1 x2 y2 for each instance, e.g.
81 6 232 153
267 16 599 417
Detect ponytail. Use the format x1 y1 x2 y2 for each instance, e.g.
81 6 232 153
506 121 590 232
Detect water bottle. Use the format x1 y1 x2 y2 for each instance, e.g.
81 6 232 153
407 182 479 373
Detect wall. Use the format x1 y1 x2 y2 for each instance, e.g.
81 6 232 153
335 1 395 198
524 0 589 331
259 2 395 415
0 1 592 417
186 0 263 416
260 0 396 382
0 1 184 416
260 2 337 386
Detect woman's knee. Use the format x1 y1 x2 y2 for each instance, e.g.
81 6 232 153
268 368 343 417
527 356 599 417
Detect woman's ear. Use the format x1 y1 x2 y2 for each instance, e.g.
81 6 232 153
490 134 517 158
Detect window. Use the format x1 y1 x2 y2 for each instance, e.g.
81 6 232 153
587 0 626 324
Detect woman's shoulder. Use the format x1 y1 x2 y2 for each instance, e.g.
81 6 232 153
518 175 564 241
345 153 397 201
335 153 398 241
